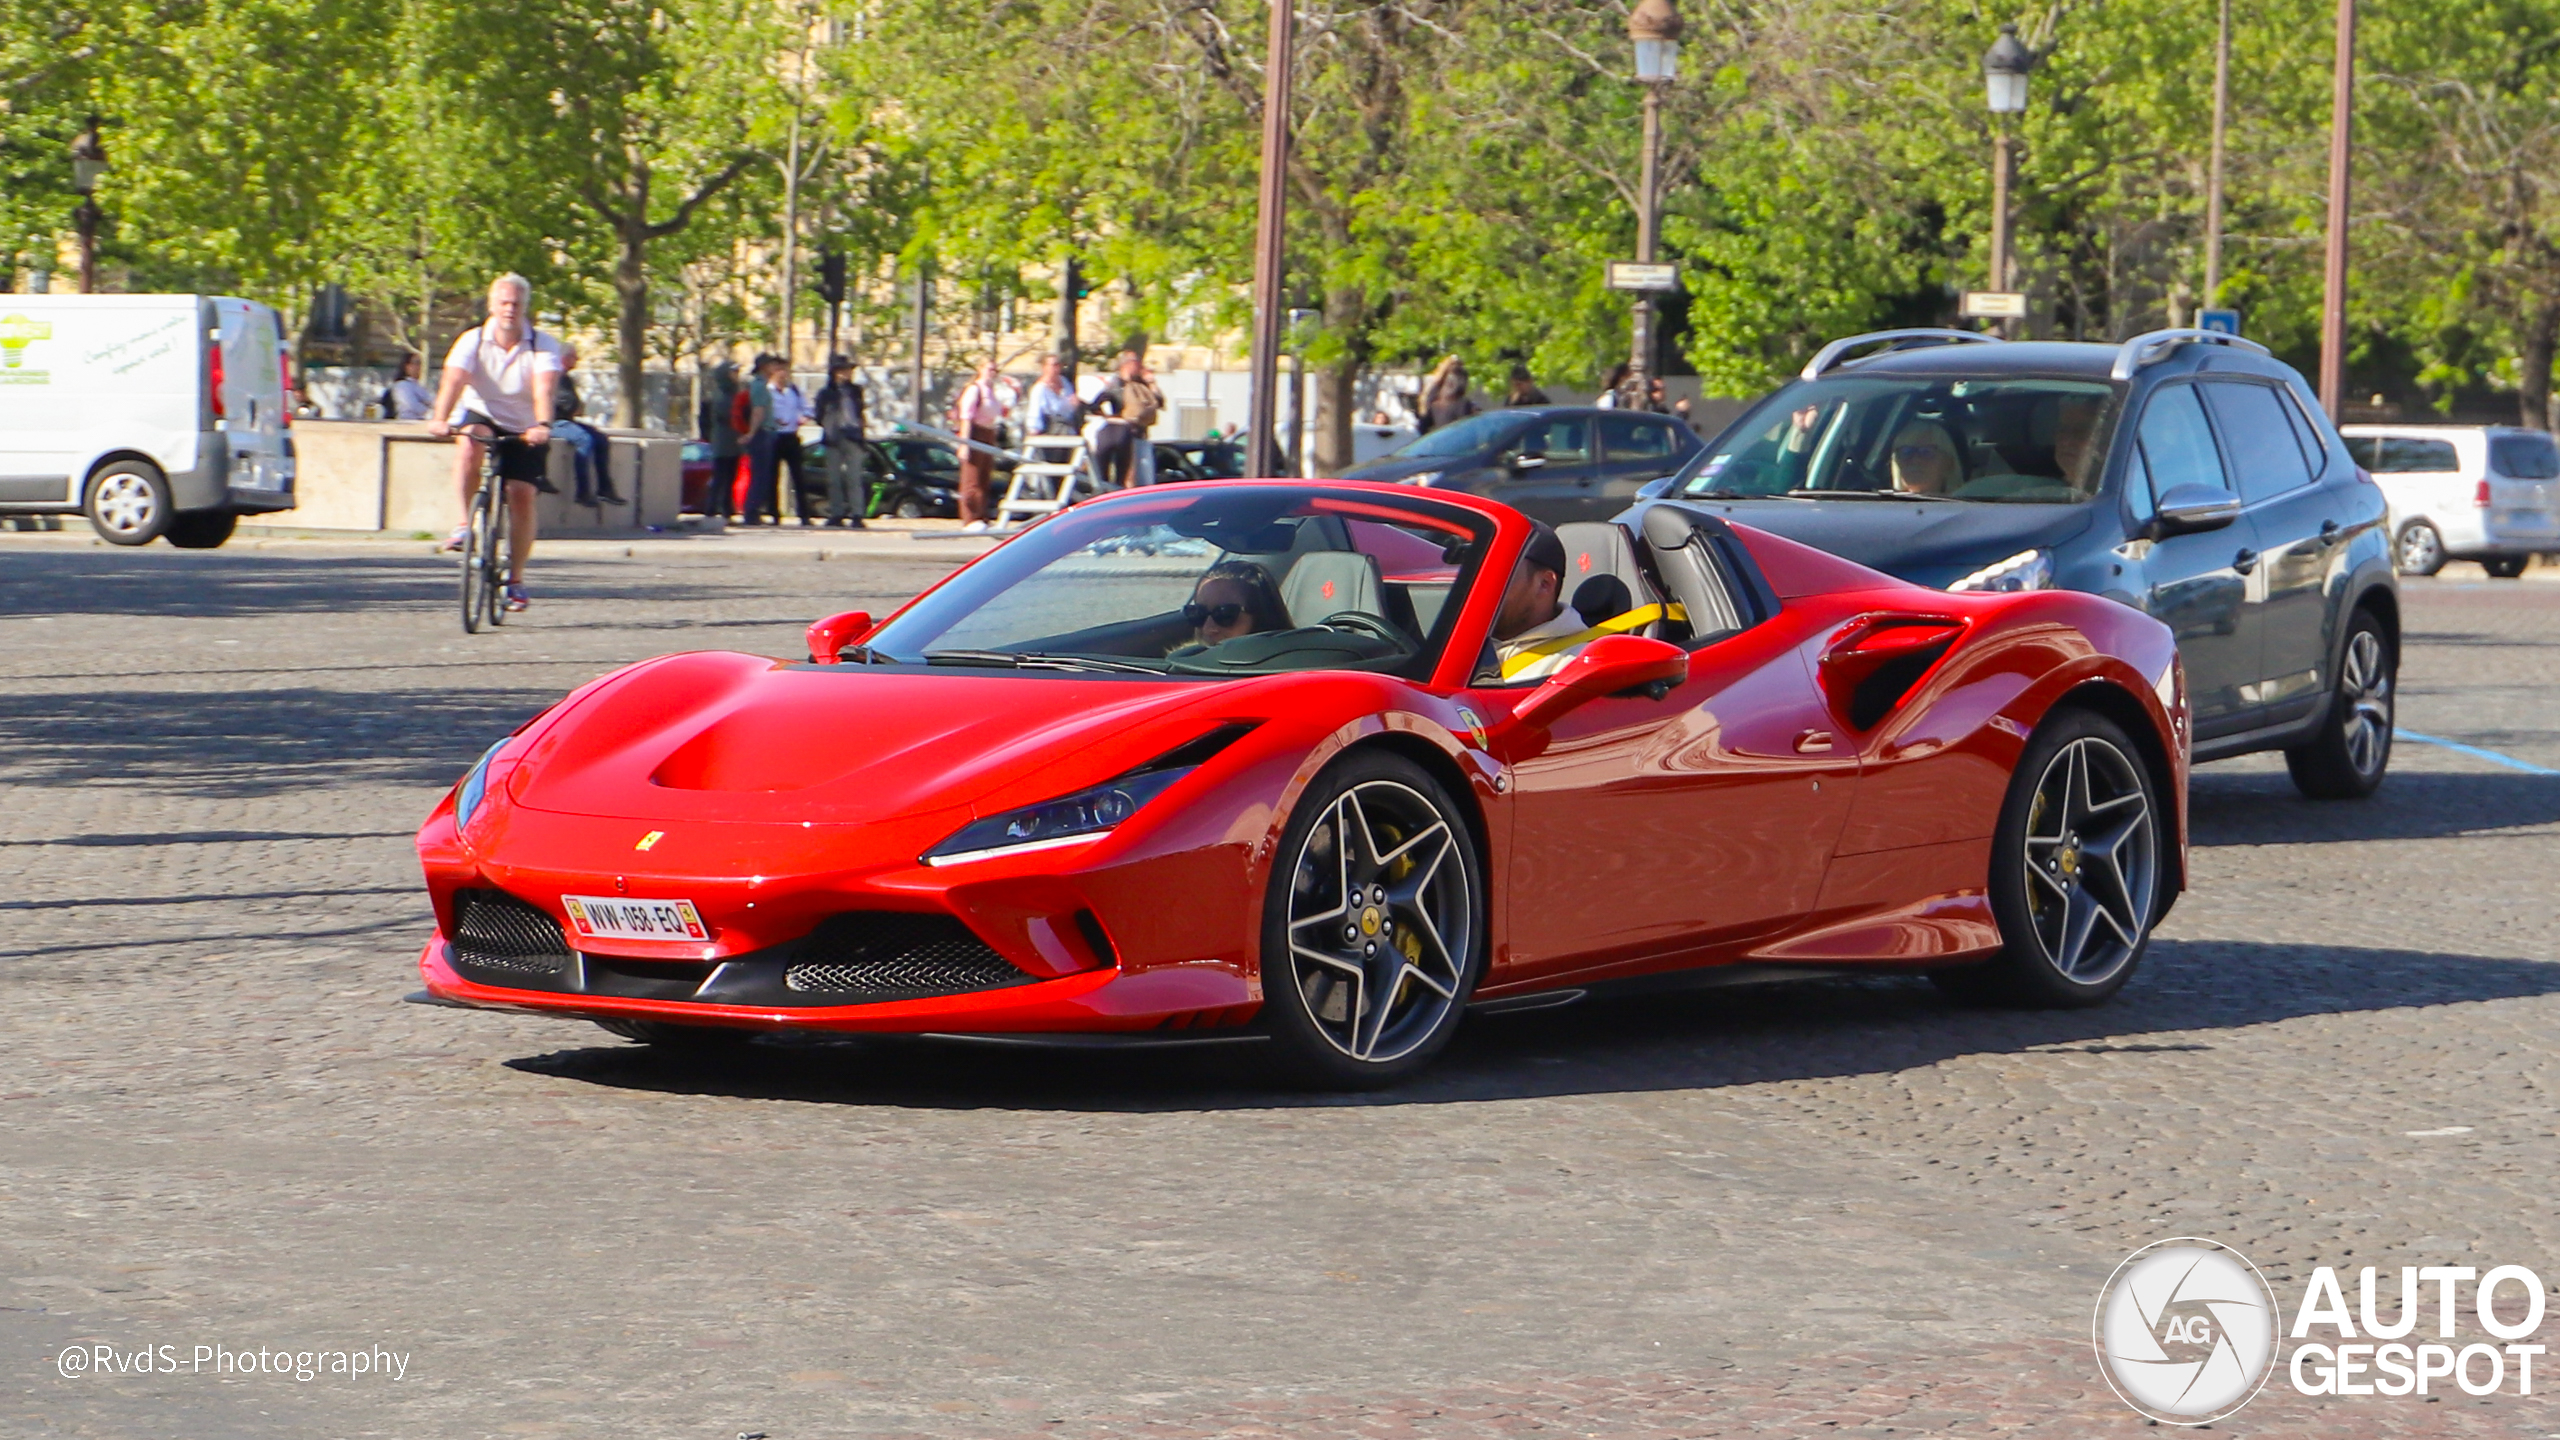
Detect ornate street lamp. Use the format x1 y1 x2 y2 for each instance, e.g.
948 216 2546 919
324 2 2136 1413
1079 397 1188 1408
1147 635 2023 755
1626 0 1682 410
1981 25 2034 334
70 117 108 294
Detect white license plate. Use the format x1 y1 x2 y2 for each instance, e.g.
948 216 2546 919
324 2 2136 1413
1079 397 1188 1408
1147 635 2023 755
560 894 708 943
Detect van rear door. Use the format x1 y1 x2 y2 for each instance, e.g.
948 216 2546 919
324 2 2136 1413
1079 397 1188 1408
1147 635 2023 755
212 298 294 504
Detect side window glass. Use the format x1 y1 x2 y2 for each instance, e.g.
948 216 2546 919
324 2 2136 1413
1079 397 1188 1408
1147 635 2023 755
1512 415 1590 463
2123 446 2156 526
2202 382 2313 503
2135 385 2230 496
1600 413 1677 462
2342 435 2381 470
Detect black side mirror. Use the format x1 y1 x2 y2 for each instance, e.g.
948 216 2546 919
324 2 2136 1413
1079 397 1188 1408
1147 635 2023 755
2150 482 2241 538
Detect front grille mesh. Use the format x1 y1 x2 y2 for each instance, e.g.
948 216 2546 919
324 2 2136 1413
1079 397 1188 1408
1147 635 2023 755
784 913 1031 998
452 889 570 977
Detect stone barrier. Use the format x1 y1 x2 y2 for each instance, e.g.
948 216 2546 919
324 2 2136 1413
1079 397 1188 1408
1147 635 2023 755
280 419 686 534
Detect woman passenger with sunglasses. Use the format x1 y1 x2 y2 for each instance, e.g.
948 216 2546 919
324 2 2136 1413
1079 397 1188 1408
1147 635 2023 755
1182 561 1290 648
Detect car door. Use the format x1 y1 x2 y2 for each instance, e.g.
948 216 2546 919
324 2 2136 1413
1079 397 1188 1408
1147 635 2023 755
2126 381 2264 738
1489 413 1600 523
1492 593 1858 985
2202 379 2330 725
1594 412 1693 520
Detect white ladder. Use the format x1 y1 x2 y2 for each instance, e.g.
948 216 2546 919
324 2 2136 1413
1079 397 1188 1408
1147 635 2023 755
997 433 1096 525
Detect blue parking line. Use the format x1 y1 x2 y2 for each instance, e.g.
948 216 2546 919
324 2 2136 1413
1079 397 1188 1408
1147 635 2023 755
2394 728 2560 776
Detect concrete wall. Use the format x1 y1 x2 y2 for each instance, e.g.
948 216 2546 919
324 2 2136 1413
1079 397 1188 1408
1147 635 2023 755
285 420 685 534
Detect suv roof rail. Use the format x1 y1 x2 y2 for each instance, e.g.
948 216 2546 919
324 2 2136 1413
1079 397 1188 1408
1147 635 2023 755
1800 329 2001 380
2110 327 2272 381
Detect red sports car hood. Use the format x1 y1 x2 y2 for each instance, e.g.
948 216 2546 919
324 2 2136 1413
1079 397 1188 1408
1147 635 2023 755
506 650 1230 826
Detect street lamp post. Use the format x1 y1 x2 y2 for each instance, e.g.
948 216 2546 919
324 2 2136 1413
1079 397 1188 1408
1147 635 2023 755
1626 0 1681 411
1982 24 2033 336
1246 0 1296 478
70 117 108 295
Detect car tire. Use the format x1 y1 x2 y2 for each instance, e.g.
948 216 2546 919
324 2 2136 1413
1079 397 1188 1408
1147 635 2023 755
2481 555 2529 579
592 1018 756 1051
893 494 926 520
86 461 171 546
1932 708 2162 1009
2395 520 2446 576
165 509 239 549
2284 607 2395 799
1258 750 1484 1089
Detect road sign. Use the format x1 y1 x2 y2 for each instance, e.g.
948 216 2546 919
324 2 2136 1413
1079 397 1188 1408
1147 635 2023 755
1959 291 2028 319
1608 262 1681 292
2199 308 2242 336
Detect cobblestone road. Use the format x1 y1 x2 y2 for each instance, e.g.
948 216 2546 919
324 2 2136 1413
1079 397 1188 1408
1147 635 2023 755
3 532 2555 1439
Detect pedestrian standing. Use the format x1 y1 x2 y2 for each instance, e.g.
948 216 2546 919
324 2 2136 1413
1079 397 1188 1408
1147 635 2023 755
1089 351 1162 489
1505 364 1549 407
815 354 869 529
385 352 434 421
701 361 740 521
1421 356 1475 434
770 362 814 525
1025 353 1079 435
1595 362 1631 409
551 347 624 506
951 359 1011 532
742 354 781 526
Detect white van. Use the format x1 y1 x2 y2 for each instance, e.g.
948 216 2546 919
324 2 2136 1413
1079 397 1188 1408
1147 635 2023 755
0 293 296 547
2341 423 2560 577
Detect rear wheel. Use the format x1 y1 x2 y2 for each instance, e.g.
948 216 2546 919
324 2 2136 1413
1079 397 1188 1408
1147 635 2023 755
2285 609 2395 798
892 492 926 520
2395 520 2446 576
1934 709 2161 1008
2482 555 2529 579
1259 751 1483 1088
86 462 170 546
165 509 238 549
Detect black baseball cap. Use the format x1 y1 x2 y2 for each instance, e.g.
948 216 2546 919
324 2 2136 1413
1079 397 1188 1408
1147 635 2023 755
1521 521 1567 577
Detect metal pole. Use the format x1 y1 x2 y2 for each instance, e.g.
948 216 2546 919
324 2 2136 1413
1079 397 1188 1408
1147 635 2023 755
1989 127 2012 335
2318 0 2356 418
780 105 802 367
1056 252 1080 383
74 199 99 294
2204 0 2231 310
1628 83 1662 410
1246 0 1295 478
910 259 930 423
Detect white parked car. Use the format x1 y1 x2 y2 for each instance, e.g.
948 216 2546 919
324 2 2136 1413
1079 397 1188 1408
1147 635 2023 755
2341 423 2559 577
0 293 296 547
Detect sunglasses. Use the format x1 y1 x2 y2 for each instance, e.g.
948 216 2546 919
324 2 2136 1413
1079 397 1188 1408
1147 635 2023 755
1184 601 1247 627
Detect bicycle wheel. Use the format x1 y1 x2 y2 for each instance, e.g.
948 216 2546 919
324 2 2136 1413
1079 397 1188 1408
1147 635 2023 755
483 479 511 627
460 481 493 633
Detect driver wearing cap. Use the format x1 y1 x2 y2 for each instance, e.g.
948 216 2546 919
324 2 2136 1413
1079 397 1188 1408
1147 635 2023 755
1490 523 1590 683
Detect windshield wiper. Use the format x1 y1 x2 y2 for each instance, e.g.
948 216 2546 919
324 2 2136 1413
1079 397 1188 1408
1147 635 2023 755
1785 488 1954 502
925 649 1166 675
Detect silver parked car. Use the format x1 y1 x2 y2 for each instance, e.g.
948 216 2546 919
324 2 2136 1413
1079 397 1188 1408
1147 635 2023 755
2340 424 2560 577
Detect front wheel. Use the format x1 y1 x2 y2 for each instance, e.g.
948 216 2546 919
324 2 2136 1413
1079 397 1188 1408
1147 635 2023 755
1258 751 1484 1088
2285 609 2395 798
1934 709 2162 1008
892 493 926 520
2482 555 2529 579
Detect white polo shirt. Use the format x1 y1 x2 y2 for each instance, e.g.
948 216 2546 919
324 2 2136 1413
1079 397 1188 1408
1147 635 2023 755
444 325 565 433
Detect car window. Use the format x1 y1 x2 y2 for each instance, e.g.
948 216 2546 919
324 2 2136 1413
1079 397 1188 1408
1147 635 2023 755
2277 387 2336 479
2384 437 2461 472
2202 383 2314 503
1388 410 1519 459
1673 375 2114 503
2123 446 2156 526
2491 432 2560 478
2136 384 2230 496
1508 415 1591 464
1599 413 1679 462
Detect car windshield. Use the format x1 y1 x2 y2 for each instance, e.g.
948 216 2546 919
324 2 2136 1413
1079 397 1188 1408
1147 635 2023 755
1386 410 1520 459
1676 376 2118 503
862 486 1492 680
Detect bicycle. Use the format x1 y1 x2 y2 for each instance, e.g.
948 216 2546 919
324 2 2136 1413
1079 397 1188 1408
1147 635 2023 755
458 424 511 633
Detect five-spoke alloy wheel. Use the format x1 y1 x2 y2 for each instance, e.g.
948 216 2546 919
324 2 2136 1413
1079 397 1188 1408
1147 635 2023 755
1261 752 1482 1087
2285 609 2395 799
1938 709 2161 1007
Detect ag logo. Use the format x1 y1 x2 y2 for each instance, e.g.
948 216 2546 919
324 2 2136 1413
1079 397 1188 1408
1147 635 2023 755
2093 1239 2280 1425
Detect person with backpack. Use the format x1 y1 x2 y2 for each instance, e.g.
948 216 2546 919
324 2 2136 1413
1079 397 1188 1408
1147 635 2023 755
949 359 1012 531
1090 350 1162 489
736 354 779 525
701 361 740 521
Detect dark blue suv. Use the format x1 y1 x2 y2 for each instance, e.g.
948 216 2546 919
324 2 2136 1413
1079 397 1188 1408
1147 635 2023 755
1634 328 2398 799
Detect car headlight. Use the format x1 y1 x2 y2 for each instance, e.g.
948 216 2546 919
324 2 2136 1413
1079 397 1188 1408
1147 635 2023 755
922 767 1194 867
1946 548 2054 593
1398 470 1445 487
454 739 511 827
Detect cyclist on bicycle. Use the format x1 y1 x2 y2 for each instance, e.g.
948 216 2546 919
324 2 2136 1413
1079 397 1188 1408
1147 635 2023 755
427 273 563 612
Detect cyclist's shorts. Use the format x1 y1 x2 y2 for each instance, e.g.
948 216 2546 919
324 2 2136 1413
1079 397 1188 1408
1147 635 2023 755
459 411 559 492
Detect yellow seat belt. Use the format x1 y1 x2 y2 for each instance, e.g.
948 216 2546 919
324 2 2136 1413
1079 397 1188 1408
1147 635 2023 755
1498 602 1688 680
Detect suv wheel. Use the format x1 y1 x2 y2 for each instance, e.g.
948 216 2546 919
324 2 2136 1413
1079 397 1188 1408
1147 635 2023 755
87 462 171 546
2395 521 2446 576
2284 609 2394 799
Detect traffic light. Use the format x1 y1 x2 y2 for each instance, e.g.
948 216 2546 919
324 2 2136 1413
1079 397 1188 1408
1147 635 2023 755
818 250 847 309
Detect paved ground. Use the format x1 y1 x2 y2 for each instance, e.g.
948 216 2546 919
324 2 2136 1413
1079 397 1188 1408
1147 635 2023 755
2 531 2556 1439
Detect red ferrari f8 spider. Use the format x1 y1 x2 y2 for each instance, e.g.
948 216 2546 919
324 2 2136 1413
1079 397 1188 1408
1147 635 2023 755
415 481 2188 1086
